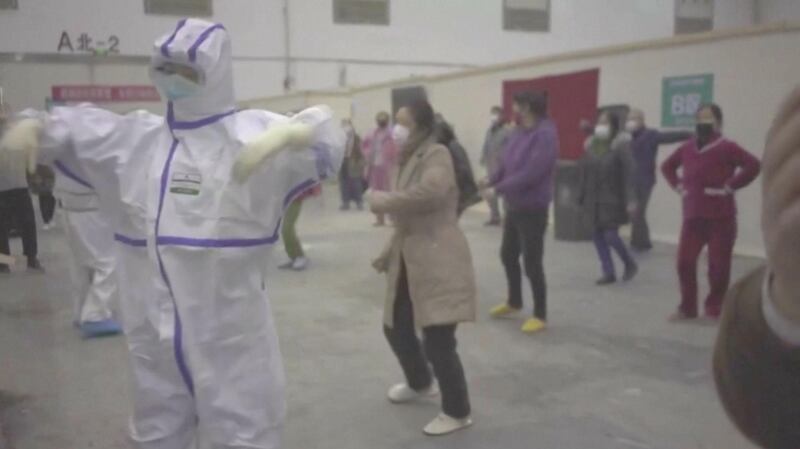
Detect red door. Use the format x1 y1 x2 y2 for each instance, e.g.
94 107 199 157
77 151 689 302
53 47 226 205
503 68 599 161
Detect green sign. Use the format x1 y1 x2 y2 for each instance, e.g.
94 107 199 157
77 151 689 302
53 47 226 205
661 74 714 127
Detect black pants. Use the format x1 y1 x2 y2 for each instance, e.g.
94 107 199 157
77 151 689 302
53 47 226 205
630 183 653 250
383 261 471 419
39 192 56 224
501 208 548 319
0 188 38 259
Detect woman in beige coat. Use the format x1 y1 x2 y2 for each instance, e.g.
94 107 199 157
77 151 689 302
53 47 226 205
369 100 477 436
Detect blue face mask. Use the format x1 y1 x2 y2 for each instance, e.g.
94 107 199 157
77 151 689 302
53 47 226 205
153 73 201 101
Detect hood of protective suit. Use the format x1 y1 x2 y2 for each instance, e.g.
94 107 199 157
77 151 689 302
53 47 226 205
151 18 235 122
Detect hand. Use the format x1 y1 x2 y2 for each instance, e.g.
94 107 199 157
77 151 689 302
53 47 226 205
232 122 314 183
366 190 390 214
674 184 687 196
482 187 497 202
762 87 800 324
477 177 490 190
372 255 389 273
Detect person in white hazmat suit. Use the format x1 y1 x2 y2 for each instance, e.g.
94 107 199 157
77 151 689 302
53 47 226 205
1 18 344 449
53 159 123 338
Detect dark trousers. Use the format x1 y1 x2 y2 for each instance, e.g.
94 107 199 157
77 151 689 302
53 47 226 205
0 188 38 259
39 192 56 224
631 183 653 250
488 196 501 222
677 217 737 317
593 226 635 278
339 172 364 209
501 208 548 319
383 261 471 419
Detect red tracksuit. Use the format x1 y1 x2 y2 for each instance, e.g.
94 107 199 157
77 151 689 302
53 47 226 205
661 134 761 317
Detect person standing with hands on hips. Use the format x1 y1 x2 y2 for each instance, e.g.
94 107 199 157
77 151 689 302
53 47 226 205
662 104 760 320
482 91 559 334
625 109 692 251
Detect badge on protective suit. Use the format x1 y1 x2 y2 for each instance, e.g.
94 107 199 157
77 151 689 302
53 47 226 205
170 172 202 196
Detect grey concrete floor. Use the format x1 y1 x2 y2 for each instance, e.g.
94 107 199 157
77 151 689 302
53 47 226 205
0 192 762 449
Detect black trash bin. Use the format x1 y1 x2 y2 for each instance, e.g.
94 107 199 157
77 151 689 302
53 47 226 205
554 160 592 241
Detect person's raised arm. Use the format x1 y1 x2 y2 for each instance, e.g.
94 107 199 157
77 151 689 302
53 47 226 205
656 129 693 146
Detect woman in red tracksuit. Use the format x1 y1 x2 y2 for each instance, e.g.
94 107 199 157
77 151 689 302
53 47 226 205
661 104 761 320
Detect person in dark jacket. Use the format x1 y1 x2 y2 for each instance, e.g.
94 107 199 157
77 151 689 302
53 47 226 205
339 119 366 210
579 111 638 285
29 164 57 230
434 119 480 216
625 109 692 251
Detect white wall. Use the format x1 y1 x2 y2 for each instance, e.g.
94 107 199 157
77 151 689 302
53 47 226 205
0 0 768 110
346 25 800 257
757 0 800 23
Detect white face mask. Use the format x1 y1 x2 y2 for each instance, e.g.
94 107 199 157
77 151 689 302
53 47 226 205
625 120 640 133
392 124 410 145
594 124 611 140
491 113 501 124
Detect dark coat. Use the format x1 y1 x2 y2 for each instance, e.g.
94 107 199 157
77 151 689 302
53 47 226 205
578 134 637 229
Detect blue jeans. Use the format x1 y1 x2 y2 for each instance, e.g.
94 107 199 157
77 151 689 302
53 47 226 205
593 227 635 278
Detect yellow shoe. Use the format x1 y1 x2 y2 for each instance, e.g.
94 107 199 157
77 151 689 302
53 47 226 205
490 303 521 318
521 318 546 334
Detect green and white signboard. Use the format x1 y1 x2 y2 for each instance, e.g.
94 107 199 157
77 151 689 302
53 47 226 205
661 74 714 127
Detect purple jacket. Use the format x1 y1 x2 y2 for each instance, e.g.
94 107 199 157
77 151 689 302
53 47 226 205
490 119 559 211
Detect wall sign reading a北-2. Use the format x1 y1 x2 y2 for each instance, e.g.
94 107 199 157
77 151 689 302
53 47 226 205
661 74 714 128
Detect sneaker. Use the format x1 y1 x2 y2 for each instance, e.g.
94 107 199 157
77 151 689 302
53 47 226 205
423 413 473 436
596 275 616 285
278 260 295 270
387 383 439 404
291 257 309 271
27 258 44 273
489 303 521 319
521 317 547 334
623 263 638 282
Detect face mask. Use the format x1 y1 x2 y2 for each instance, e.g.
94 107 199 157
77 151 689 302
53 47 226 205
625 120 640 133
491 113 501 124
594 124 611 140
392 124 410 145
696 123 715 141
152 73 201 101
377 120 389 128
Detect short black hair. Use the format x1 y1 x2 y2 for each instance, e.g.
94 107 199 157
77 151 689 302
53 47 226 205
435 120 455 145
697 103 723 125
407 100 435 133
513 91 547 118
491 105 502 114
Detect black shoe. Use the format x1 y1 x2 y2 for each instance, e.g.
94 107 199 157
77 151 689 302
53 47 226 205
27 258 44 273
623 263 639 282
0 264 10 274
596 275 616 285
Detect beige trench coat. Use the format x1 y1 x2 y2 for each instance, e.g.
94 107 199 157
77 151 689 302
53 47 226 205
372 135 477 328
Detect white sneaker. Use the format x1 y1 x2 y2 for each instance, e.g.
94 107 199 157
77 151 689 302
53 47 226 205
423 413 473 436
387 383 439 404
291 257 309 271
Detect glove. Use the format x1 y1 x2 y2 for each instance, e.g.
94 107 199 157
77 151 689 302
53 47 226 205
0 118 42 174
232 121 314 183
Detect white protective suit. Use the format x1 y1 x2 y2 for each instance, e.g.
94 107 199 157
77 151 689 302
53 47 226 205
52 160 119 325
15 19 343 449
